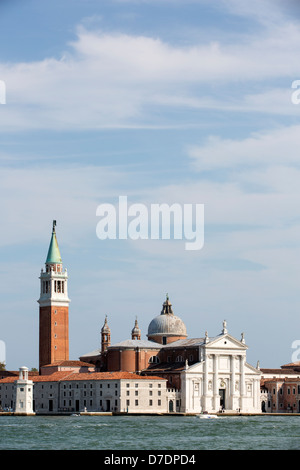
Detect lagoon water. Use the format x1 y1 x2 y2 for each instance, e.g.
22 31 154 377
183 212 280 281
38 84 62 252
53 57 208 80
0 415 299 450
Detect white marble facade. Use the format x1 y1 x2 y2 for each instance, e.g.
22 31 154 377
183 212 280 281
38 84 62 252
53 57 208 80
181 330 261 414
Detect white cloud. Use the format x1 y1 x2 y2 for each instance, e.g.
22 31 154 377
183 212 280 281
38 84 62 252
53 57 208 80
0 164 127 246
188 124 300 172
0 14 300 131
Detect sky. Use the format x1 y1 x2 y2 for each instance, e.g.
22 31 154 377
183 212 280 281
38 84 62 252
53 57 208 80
0 0 300 370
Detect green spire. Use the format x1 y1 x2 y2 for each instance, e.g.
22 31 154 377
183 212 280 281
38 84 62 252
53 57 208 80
46 220 62 264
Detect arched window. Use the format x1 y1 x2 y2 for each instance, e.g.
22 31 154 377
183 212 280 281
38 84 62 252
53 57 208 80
175 355 184 362
149 356 160 364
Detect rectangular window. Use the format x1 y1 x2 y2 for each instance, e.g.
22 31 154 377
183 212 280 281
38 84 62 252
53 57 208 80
149 400 153 406
135 400 138 406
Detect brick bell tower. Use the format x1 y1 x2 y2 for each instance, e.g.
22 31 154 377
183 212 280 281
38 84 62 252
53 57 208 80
38 221 70 371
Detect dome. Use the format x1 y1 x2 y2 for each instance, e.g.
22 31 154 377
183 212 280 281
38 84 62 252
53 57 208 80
148 314 187 337
147 295 187 341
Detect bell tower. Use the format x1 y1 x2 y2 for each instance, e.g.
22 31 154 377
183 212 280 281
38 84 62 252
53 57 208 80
38 221 70 370
101 316 111 353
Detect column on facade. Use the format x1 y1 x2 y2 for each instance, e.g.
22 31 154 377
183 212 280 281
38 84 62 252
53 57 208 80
231 355 236 403
253 378 259 411
229 355 238 410
230 355 235 396
213 354 219 411
202 351 209 411
239 354 245 410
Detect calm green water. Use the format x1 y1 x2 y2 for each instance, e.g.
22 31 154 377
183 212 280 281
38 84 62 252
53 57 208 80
0 415 299 450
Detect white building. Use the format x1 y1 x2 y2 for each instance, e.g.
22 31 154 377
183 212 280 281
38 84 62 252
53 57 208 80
14 367 34 415
0 370 168 415
180 326 261 414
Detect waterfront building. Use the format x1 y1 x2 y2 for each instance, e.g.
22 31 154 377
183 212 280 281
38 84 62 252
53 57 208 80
0 371 168 414
260 362 300 413
81 303 262 413
180 327 261 414
0 221 264 415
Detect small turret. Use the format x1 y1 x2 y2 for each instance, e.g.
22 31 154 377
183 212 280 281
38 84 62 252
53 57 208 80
131 317 141 340
101 316 111 352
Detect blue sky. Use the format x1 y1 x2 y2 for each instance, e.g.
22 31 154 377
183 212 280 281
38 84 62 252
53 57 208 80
1 0 300 370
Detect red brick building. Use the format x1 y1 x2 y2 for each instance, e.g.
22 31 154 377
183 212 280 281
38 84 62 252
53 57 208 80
80 297 209 391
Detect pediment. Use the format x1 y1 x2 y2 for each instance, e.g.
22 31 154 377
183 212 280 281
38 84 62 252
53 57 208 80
206 333 247 351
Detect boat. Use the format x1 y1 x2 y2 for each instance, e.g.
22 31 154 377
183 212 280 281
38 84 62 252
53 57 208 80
199 412 218 419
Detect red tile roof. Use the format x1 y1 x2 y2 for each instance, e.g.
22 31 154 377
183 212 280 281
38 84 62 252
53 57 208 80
61 371 166 381
42 360 93 368
0 371 76 384
0 370 166 384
